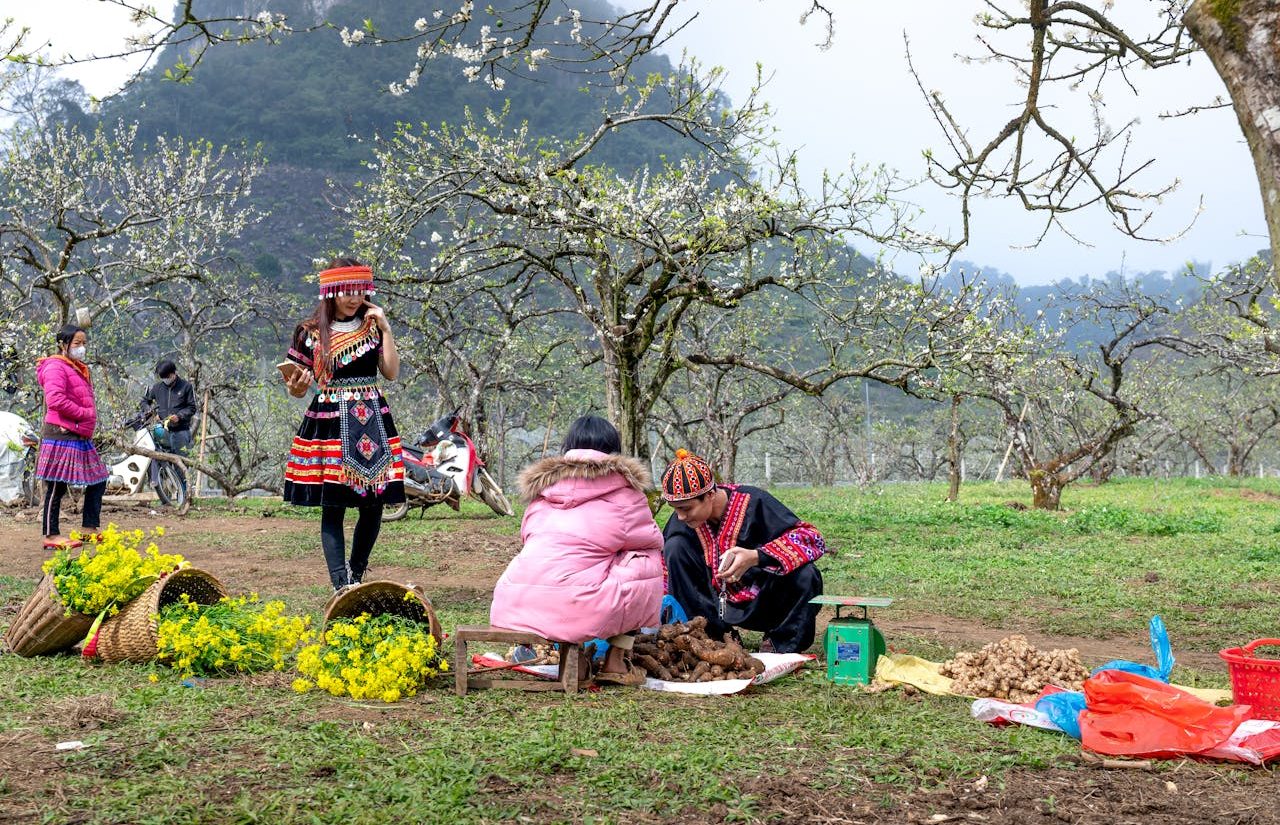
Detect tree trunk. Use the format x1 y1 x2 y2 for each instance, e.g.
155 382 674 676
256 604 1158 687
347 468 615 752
1187 438 1218 474
946 394 962 502
1029 469 1064 510
468 396 493 467
720 432 738 483
1228 444 1248 477
1186 1 1280 287
601 336 650 460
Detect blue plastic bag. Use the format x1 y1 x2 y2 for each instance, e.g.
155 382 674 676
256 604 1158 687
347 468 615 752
1035 691 1087 740
584 639 609 661
660 594 688 625
1091 615 1175 682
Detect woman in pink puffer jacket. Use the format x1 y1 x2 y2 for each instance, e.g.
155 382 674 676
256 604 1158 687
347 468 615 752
490 415 663 686
35 325 109 549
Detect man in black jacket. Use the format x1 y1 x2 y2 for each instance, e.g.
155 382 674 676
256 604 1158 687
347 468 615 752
141 360 197 482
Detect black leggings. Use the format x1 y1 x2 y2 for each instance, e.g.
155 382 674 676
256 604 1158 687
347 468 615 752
42 480 106 537
320 504 384 589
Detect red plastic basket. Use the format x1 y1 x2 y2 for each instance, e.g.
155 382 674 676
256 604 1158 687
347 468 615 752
1219 638 1280 720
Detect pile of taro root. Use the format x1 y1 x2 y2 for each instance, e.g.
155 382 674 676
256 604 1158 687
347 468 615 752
938 634 1089 703
633 616 766 682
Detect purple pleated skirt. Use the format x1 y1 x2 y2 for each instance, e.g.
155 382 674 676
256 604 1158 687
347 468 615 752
36 437 109 486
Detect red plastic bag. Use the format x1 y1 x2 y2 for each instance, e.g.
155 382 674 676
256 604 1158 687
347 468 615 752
1080 670 1252 759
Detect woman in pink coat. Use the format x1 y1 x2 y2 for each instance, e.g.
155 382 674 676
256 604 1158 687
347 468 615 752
35 325 109 549
490 415 663 686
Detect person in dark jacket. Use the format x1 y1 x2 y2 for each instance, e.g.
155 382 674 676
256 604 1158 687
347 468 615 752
141 360 197 483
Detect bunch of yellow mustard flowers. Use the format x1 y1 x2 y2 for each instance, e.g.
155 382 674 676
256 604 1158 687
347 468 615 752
42 524 183 617
154 593 313 678
293 612 447 702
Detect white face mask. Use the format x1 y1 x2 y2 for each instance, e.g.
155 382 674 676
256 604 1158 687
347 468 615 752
163 376 176 386
69 346 86 362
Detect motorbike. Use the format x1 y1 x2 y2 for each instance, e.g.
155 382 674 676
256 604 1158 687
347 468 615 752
384 409 513 521
103 408 189 509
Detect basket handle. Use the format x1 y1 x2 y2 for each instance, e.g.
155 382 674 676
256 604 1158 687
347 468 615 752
1242 639 1280 657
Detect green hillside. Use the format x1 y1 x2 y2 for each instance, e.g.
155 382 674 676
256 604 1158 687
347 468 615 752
100 0 697 280
111 0 687 170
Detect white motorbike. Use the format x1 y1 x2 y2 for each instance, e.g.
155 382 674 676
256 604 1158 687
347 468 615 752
103 409 189 509
385 409 513 521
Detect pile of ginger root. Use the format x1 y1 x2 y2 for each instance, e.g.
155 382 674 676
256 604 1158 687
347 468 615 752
632 616 766 682
938 634 1089 703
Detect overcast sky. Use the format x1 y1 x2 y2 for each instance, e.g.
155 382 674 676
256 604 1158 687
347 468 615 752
4 0 1265 284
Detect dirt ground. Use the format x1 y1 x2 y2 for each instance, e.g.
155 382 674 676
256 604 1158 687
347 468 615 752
874 614 1227 672
680 762 1280 825
0 501 521 612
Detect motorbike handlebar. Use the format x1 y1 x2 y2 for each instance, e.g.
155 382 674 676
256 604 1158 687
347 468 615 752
123 409 156 431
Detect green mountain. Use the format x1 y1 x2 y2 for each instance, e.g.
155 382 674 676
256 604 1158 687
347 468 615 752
101 0 696 282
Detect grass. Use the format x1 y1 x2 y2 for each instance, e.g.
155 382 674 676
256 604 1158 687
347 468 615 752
785 477 1280 651
2 477 1277 823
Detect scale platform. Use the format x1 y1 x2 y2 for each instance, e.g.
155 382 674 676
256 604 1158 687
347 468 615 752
810 595 894 685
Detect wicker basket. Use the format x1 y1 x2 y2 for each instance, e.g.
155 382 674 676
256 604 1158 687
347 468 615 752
323 580 443 643
95 568 228 664
3 575 94 657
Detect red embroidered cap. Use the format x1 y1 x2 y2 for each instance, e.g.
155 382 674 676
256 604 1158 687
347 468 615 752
661 448 715 502
318 264 376 300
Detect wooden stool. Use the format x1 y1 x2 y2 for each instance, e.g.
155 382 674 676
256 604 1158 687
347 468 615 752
454 625 585 696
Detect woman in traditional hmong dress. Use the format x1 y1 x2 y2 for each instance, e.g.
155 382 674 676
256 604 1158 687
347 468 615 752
281 259 406 590
35 324 109 549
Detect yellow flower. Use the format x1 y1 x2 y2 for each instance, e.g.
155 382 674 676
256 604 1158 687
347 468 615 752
44 525 183 616
155 594 311 679
295 614 444 702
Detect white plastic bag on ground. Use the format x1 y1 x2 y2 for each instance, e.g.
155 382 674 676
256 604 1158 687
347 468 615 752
971 697 1065 732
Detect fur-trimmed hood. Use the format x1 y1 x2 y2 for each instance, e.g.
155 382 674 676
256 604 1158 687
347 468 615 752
518 448 652 504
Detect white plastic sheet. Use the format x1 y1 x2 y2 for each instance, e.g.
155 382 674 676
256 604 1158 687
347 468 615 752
472 652 813 695
0 411 34 505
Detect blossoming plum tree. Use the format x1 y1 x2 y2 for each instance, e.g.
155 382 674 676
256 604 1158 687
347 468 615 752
347 64 955 457
0 114 263 398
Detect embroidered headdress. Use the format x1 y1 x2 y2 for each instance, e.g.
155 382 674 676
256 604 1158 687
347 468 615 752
318 264 376 300
661 448 715 502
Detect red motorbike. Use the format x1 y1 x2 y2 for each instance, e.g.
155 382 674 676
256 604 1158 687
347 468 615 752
384 409 512 521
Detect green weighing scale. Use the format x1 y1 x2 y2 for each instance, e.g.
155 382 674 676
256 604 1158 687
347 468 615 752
809 595 894 685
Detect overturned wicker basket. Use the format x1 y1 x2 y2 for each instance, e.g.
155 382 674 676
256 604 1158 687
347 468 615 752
95 568 228 664
4 575 95 657
323 580 443 643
